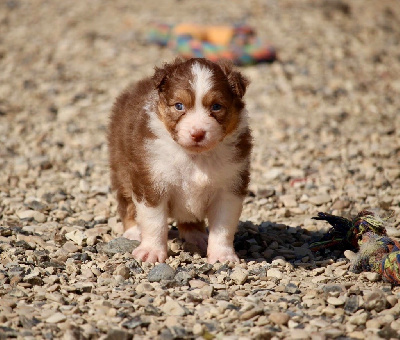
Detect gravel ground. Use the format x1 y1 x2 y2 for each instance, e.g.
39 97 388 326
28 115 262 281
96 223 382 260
1 0 400 339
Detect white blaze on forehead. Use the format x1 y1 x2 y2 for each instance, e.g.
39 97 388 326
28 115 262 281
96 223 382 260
190 63 214 111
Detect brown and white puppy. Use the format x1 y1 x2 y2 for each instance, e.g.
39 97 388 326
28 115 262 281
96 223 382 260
108 58 252 263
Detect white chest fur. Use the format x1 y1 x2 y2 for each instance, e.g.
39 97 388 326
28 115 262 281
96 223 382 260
144 108 247 222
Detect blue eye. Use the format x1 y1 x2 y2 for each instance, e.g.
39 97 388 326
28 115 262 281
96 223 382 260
175 103 184 111
211 103 222 111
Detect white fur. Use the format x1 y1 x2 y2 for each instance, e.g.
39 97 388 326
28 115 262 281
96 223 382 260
135 64 249 263
123 226 141 241
176 110 222 150
145 101 248 224
207 191 243 263
190 62 213 111
174 63 219 150
131 196 169 262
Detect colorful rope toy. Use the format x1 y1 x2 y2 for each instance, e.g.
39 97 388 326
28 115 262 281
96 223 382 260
310 210 400 285
147 23 276 66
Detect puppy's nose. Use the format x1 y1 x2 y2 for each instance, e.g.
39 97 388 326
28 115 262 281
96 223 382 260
190 129 206 143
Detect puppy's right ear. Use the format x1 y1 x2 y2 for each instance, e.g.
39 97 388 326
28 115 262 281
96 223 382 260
152 66 167 92
152 58 185 92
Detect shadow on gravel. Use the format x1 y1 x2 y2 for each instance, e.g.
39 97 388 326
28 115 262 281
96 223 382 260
233 220 344 268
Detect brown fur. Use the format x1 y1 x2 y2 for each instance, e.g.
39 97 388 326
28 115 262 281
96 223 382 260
108 78 161 230
108 58 252 234
234 128 252 196
177 221 207 237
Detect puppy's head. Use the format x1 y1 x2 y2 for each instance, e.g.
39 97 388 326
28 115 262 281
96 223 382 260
152 58 249 153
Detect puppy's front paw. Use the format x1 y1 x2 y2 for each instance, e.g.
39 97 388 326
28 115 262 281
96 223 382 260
132 245 167 263
207 247 239 264
123 226 141 241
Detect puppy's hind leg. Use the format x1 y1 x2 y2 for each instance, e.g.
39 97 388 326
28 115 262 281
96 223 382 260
116 191 141 242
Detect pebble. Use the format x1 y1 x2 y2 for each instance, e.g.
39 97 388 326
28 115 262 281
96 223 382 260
285 283 300 294
308 194 332 206
62 241 80 253
97 237 139 256
17 210 36 220
279 194 298 207
267 268 283 279
33 211 46 223
230 268 249 285
327 296 346 306
200 285 214 298
189 279 208 289
65 230 86 246
348 331 366 339
344 250 357 261
46 312 67 323
331 199 351 210
364 272 381 282
363 290 388 312
192 323 203 336
349 313 368 325
269 312 290 325
386 295 398 307
136 283 154 293
344 295 359 314
290 329 310 339
240 308 263 321
113 264 130 279
161 300 187 316
0 298 17 308
148 263 175 282
104 329 131 340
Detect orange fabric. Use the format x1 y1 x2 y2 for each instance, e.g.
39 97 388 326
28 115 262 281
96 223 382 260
173 23 234 46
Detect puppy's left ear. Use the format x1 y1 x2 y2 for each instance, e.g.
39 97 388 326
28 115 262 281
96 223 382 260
217 59 250 98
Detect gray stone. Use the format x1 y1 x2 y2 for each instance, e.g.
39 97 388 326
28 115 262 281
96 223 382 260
285 283 300 294
322 284 346 295
364 290 388 312
344 295 359 314
105 329 132 340
174 271 194 285
121 316 150 329
97 237 139 256
148 263 175 282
